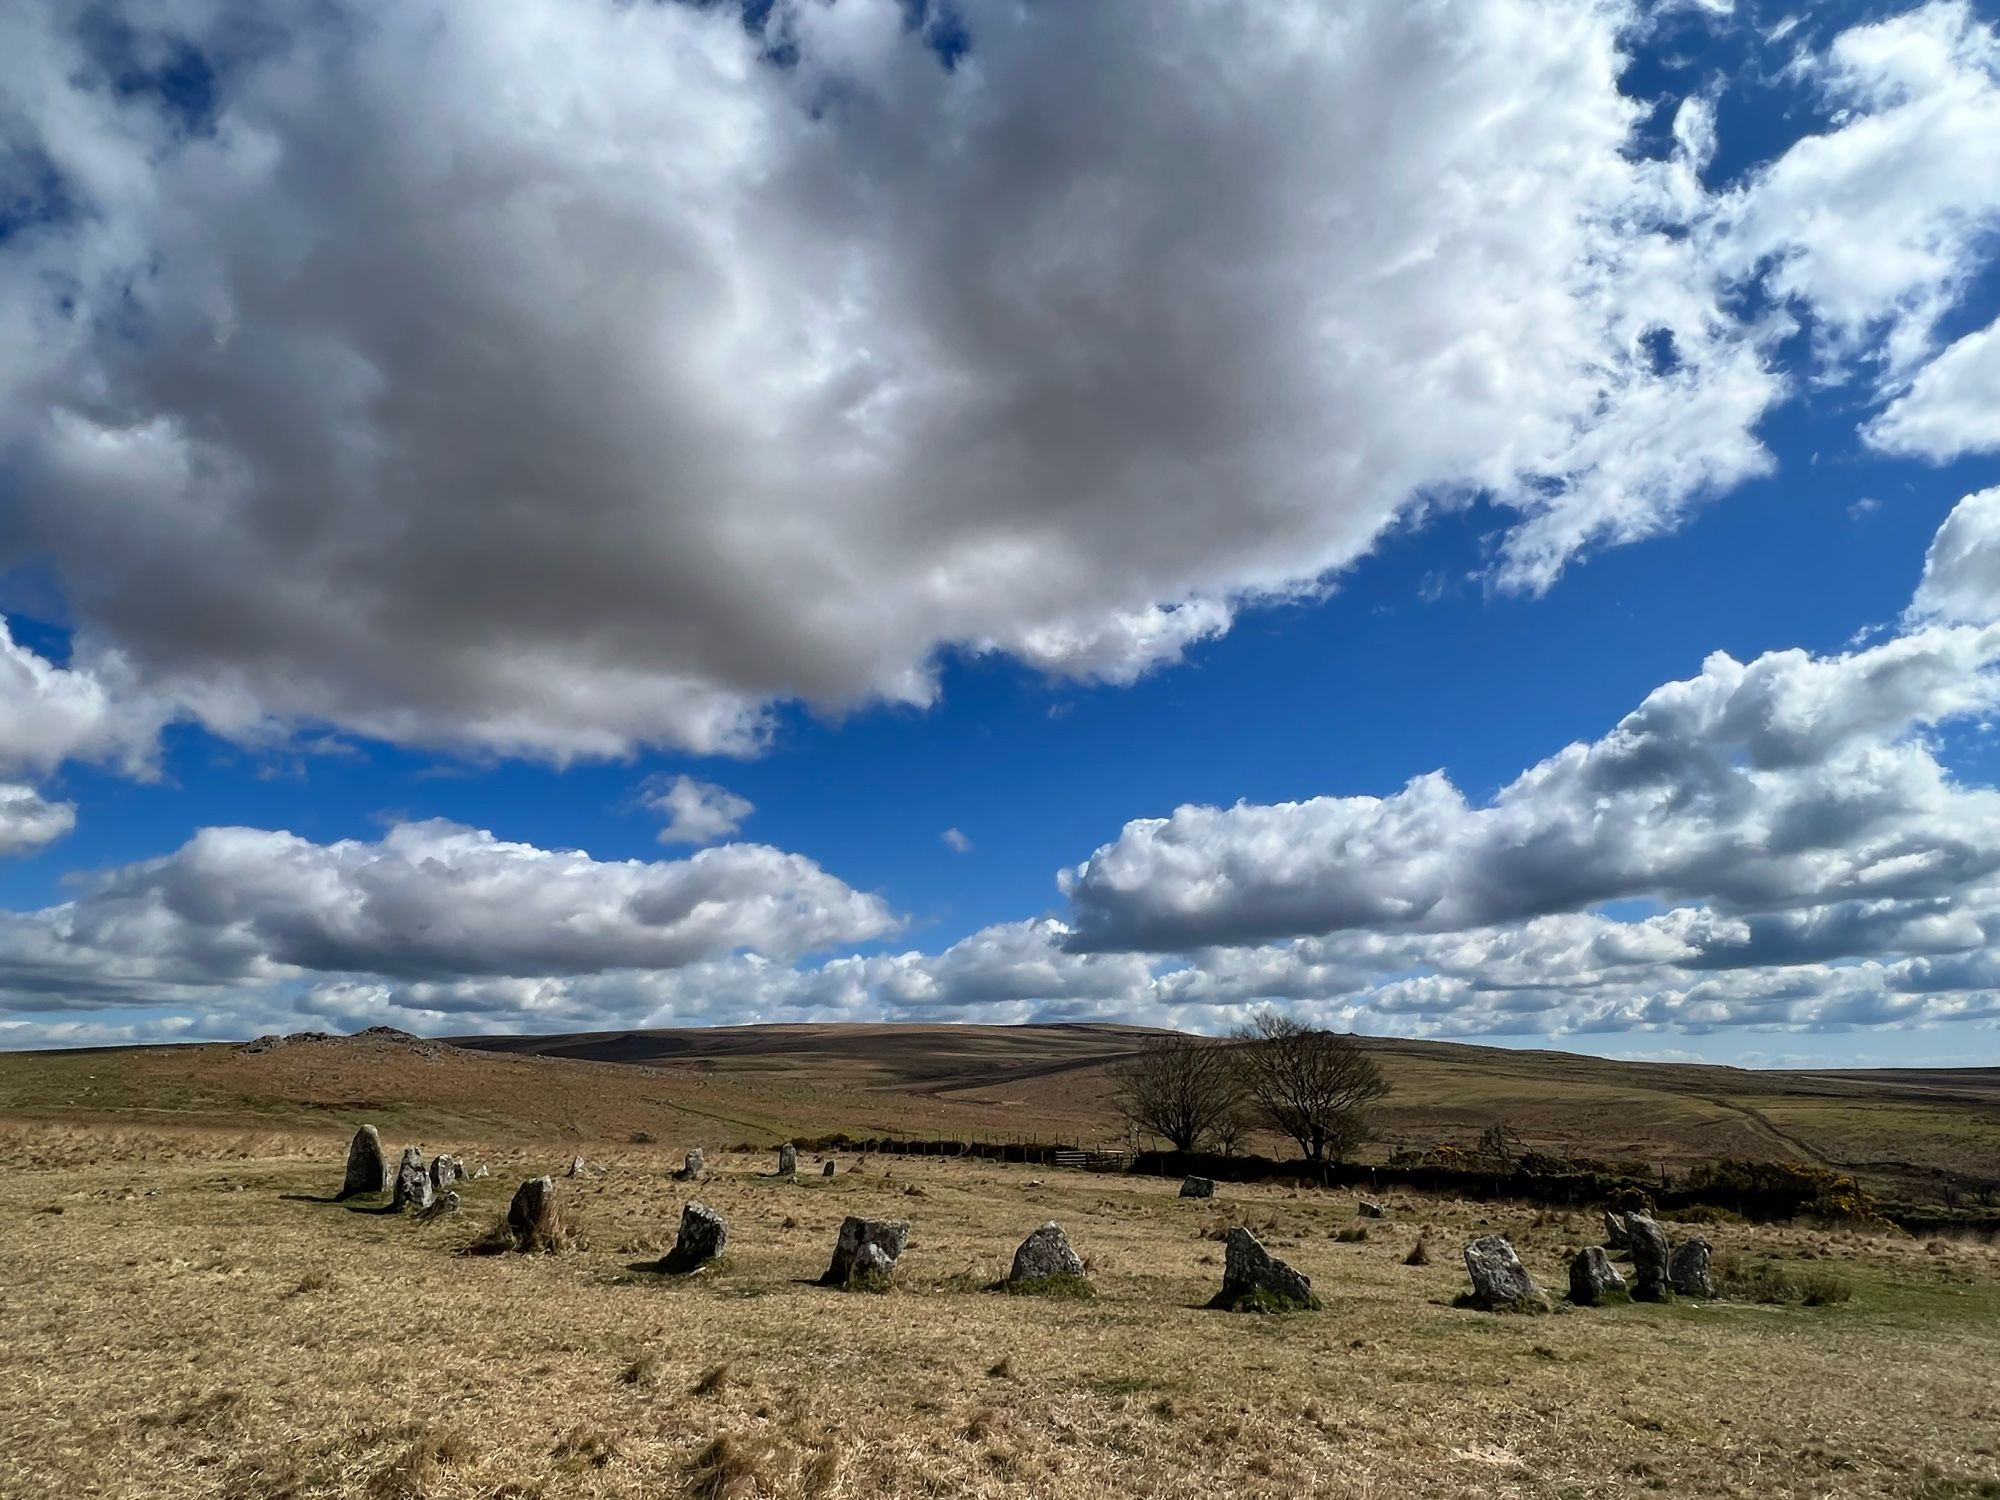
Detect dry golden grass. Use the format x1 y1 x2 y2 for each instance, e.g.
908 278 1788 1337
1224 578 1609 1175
8 1026 1999 1204
4 1117 2000 1498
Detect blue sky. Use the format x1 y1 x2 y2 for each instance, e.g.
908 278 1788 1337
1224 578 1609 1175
2 0 1999 1063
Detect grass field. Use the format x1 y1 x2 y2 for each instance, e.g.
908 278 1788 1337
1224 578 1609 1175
5 1116 1998 1499
4 1027 1996 1208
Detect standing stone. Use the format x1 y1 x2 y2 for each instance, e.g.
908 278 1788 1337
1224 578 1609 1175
674 1149 705 1183
1357 1199 1387 1219
1210 1226 1319 1311
338 1125 390 1200
1008 1222 1085 1285
820 1216 910 1289
1462 1235 1546 1311
1669 1235 1714 1297
567 1154 587 1178
1602 1210 1630 1250
1179 1176 1216 1200
430 1154 461 1192
506 1176 558 1250
392 1147 434 1212
1626 1213 1672 1301
414 1190 460 1225
822 1160 836 1178
1568 1245 1627 1305
778 1143 798 1178
662 1201 728 1273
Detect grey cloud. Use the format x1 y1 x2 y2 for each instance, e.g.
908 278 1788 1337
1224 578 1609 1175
0 0 1783 760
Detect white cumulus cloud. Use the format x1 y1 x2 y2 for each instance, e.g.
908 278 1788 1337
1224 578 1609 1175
646 775 755 846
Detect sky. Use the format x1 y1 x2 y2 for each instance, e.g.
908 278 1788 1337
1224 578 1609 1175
2 0 2000 1065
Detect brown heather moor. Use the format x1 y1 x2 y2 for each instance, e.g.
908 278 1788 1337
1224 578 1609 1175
2 1028 1999 1498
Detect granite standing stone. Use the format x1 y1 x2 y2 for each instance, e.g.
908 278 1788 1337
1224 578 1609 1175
778 1143 798 1178
663 1201 728 1273
1669 1235 1714 1297
1568 1245 1627 1305
392 1147 434 1211
1008 1222 1085 1285
506 1175 557 1250
674 1149 705 1183
1602 1210 1630 1250
1179 1176 1216 1200
822 1160 836 1178
1462 1235 1547 1311
821 1216 910 1288
339 1125 390 1200
1210 1226 1319 1311
1358 1199 1387 1219
1626 1212 1672 1301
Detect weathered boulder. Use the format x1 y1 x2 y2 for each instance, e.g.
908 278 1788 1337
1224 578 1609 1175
1568 1245 1627 1305
662 1201 728 1273
429 1154 462 1192
821 1216 910 1289
1210 1226 1319 1312
339 1125 390 1200
778 1143 798 1178
1626 1213 1672 1301
1179 1176 1215 1200
1602 1210 1630 1250
506 1176 558 1250
822 1160 836 1178
392 1147 434 1212
1462 1235 1547 1311
1358 1199 1387 1219
1008 1222 1085 1285
673 1149 705 1183
1669 1235 1714 1297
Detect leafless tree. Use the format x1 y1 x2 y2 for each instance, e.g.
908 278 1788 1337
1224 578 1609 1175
1232 1014 1388 1166
1108 1034 1242 1153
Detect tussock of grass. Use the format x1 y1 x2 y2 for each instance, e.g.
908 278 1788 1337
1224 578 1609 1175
1208 1285 1322 1314
693 1361 733 1395
1333 1225 1369 1244
1403 1237 1432 1266
365 1429 474 1499
999 1272 1096 1299
1713 1252 1855 1306
620 1351 660 1387
686 1434 764 1500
